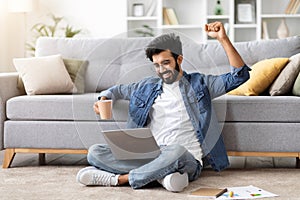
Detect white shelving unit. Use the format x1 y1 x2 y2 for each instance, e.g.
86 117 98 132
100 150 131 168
259 0 300 40
126 0 160 37
126 0 300 43
161 0 206 43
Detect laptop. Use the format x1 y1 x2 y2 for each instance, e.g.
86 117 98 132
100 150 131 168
102 128 161 160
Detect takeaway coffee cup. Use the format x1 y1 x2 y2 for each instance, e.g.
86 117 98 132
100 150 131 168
97 100 113 120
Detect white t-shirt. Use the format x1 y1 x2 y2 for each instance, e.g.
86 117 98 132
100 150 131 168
148 81 203 163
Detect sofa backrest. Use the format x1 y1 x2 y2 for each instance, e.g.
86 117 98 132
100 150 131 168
35 37 154 93
35 36 300 93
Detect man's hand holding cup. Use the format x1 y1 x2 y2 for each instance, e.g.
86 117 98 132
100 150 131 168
94 96 113 120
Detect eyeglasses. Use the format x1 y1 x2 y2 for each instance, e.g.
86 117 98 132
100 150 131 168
153 59 171 70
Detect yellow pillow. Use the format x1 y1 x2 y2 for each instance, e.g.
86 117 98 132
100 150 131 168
228 58 289 96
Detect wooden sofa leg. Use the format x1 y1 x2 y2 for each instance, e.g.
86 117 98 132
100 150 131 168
296 157 300 168
2 148 16 168
39 153 46 165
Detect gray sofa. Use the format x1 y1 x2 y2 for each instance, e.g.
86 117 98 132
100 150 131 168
1 35 300 168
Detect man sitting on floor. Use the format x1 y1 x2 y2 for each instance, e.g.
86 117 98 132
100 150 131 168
76 21 250 192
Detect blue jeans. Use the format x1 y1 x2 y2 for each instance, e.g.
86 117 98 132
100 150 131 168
87 144 202 189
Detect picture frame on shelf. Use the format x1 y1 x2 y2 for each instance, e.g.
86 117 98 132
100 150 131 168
235 0 256 24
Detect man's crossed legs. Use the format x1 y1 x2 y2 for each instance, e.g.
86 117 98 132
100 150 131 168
77 144 202 192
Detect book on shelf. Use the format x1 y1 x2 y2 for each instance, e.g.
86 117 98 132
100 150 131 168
285 0 295 14
163 7 179 25
189 187 227 198
262 20 269 40
285 0 300 14
291 0 300 13
163 7 171 25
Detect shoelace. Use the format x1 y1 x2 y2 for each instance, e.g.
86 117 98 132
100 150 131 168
92 173 112 186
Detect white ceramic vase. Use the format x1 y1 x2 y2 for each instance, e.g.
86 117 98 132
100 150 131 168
277 19 289 39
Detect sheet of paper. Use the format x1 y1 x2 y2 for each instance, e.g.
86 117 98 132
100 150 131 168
217 185 278 199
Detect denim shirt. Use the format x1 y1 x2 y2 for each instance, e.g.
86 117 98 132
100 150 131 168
99 65 250 172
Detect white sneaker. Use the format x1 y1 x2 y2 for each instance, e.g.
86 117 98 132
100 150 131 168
158 172 189 192
76 166 119 186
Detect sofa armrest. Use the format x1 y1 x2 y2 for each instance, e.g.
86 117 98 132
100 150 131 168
0 72 25 149
0 72 25 100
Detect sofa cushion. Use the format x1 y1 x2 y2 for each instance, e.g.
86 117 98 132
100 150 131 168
14 55 75 95
63 58 89 94
6 93 129 121
228 58 289 96
269 53 300 95
6 94 93 121
4 121 127 149
213 95 300 122
7 93 300 123
222 122 300 152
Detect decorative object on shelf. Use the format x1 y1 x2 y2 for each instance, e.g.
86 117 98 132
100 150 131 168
132 3 144 17
26 14 82 56
277 19 289 39
214 0 223 15
235 0 256 24
134 25 154 37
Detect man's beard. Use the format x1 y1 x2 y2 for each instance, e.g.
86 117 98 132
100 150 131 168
158 62 180 84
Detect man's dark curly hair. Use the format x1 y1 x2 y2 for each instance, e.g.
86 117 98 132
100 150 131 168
145 33 182 62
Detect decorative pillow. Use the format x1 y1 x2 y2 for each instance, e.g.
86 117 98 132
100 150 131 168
228 58 289 96
292 72 300 96
63 58 88 94
269 53 300 96
14 55 75 95
17 58 88 94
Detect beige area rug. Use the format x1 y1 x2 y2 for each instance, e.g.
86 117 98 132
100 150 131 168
0 166 299 200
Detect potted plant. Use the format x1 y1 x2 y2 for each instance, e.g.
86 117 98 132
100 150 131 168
26 14 82 56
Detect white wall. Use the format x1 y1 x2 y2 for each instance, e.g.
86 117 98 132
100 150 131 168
33 0 126 38
0 0 126 72
0 0 26 72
